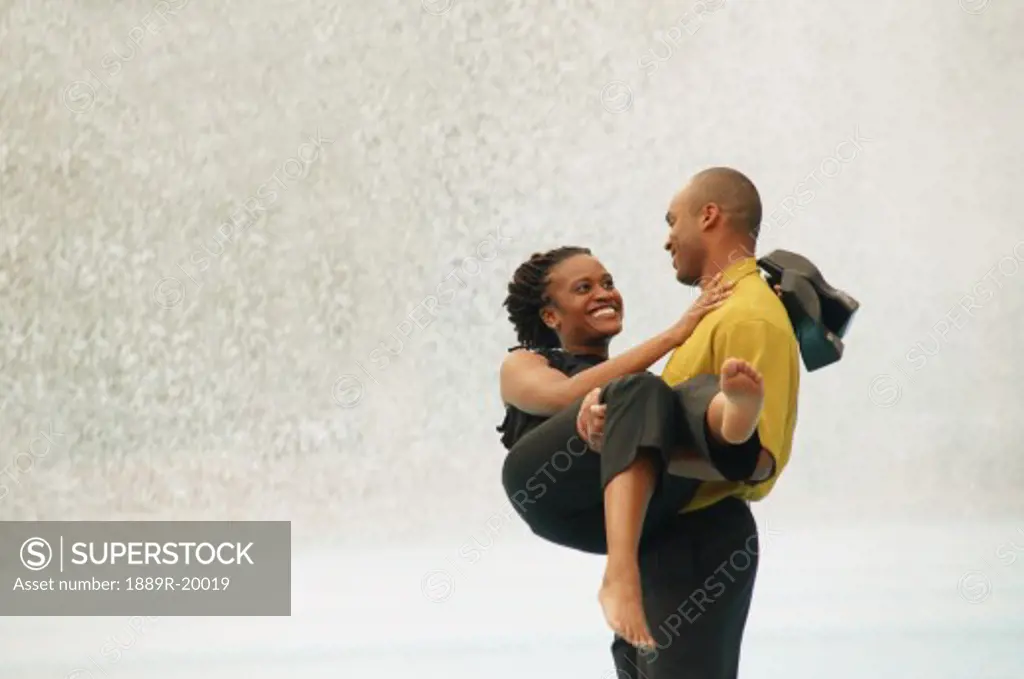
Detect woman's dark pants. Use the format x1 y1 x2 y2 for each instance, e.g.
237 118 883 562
501 372 761 679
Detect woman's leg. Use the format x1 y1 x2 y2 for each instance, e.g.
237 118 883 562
501 399 604 552
596 359 765 649
668 358 766 483
501 397 694 555
600 452 661 648
501 362 764 648
596 372 688 648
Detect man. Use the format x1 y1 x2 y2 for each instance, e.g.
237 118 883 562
578 167 800 678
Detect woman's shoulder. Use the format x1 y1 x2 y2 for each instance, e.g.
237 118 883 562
497 346 563 448
502 345 565 370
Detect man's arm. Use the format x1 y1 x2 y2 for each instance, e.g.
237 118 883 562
712 318 800 485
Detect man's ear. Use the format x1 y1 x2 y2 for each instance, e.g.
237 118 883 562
699 202 721 231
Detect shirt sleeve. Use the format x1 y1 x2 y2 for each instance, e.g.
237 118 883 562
712 318 798 483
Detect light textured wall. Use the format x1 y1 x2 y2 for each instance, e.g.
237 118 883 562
1 0 1022 544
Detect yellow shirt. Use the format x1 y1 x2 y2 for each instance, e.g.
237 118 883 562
661 257 800 511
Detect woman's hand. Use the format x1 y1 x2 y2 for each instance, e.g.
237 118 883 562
668 273 734 345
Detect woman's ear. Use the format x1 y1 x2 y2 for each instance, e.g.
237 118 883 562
540 306 559 330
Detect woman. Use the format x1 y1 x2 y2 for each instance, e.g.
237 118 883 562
498 246 767 650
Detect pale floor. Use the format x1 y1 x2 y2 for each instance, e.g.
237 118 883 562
3 520 1023 678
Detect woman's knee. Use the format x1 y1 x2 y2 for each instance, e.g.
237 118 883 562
502 450 573 530
501 447 548 516
502 466 552 533
501 451 529 505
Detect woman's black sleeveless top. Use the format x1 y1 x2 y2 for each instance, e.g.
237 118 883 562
496 346 606 450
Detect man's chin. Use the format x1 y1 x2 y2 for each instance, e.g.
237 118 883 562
676 271 700 286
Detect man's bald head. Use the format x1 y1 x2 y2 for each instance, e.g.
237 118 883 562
664 167 763 286
685 167 762 237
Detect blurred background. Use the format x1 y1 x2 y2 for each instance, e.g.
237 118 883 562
1 0 1022 676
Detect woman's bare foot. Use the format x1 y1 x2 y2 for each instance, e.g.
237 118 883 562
718 358 765 444
598 565 655 649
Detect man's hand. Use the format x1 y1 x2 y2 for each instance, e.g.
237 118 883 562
576 387 607 451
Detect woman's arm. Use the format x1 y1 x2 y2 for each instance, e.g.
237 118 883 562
500 329 683 416
500 277 732 417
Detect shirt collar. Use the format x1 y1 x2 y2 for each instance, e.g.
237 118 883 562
721 257 759 284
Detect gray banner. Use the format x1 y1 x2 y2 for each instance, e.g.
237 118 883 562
0 521 290 615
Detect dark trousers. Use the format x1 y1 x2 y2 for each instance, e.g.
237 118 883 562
500 372 762 678
613 497 759 679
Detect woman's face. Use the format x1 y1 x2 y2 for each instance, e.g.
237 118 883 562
541 254 624 345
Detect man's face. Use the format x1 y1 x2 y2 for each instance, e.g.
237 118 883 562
664 186 706 286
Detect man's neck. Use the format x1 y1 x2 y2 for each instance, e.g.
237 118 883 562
700 241 757 287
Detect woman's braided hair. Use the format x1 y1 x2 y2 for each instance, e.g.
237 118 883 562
502 246 592 350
